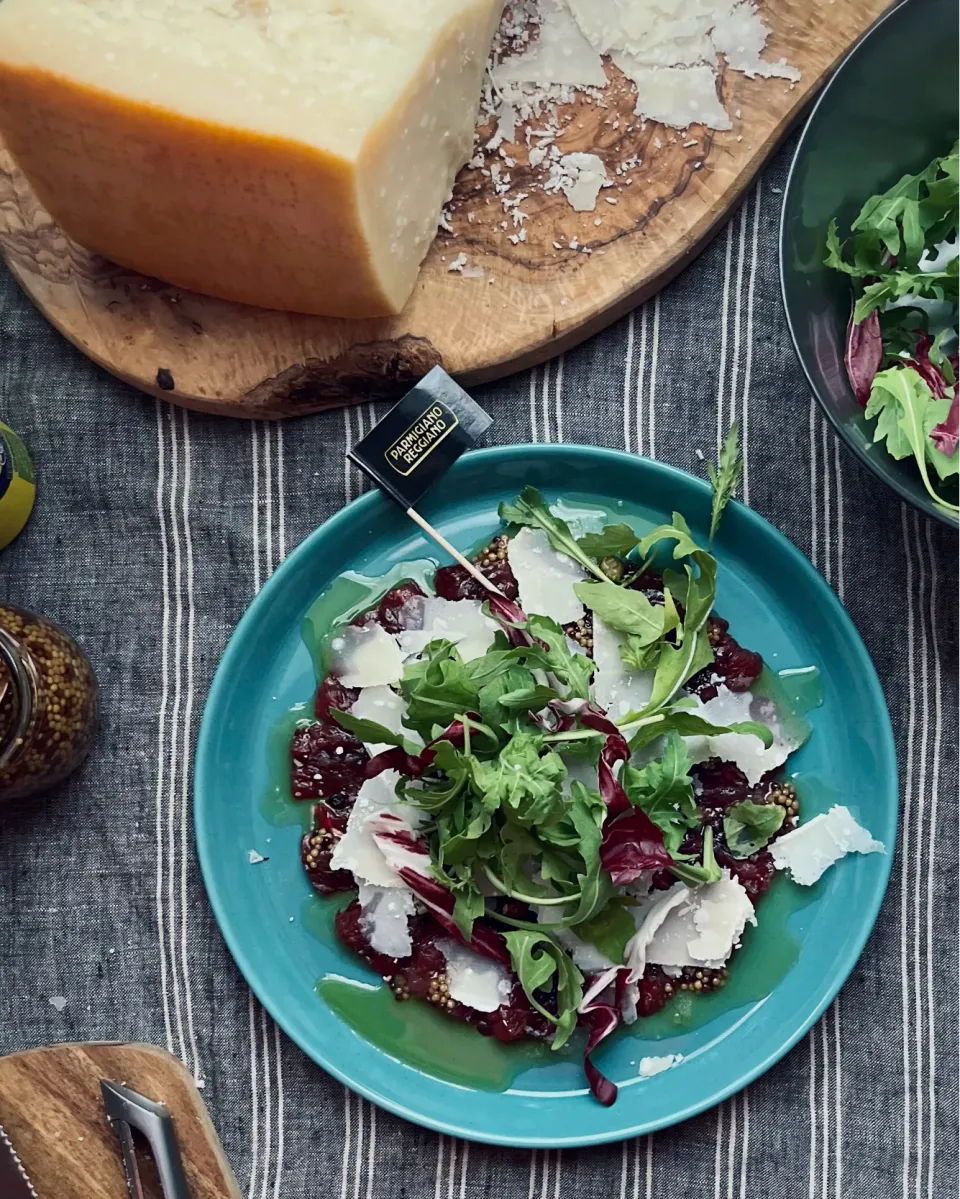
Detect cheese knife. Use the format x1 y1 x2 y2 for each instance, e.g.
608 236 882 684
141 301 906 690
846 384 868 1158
101 1080 191 1199
0 1123 39 1198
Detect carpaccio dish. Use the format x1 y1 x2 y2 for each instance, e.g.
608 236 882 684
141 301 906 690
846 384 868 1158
290 487 885 1104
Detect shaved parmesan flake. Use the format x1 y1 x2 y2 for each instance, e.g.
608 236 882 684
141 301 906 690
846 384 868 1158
624 883 690 982
494 0 607 88
437 939 513 1011
333 623 403 689
771 806 885 886
685 686 804 785
592 617 655 718
710 2 801 81
507 527 586 624
350 686 421 755
644 871 755 969
639 1053 683 1077
553 152 610 212
396 596 498 662
358 883 418 959
615 61 731 129
330 771 424 888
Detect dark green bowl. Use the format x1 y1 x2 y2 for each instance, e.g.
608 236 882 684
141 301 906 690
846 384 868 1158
780 0 959 528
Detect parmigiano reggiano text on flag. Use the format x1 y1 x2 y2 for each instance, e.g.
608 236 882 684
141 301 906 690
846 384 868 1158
348 367 493 509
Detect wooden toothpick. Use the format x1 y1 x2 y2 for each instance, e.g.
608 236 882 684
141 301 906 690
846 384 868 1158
405 507 505 596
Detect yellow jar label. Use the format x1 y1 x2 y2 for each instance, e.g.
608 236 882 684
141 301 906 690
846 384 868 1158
0 422 36 550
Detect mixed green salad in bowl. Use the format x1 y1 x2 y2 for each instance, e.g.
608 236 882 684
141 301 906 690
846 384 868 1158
780 0 958 525
290 435 886 1105
825 144 958 516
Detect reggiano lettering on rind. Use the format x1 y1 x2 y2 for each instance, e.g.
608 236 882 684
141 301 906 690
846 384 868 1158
0 0 504 316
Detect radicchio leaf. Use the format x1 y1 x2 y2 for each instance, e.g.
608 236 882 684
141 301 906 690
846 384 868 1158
581 710 631 817
364 720 466 779
577 966 630 1107
845 304 883 406
485 594 536 648
931 390 960 456
905 334 951 400
599 808 673 885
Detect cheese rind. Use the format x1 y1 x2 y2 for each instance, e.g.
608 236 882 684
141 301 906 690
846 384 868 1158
0 0 502 317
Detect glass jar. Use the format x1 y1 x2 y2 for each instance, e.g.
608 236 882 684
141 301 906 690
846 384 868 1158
0 604 98 800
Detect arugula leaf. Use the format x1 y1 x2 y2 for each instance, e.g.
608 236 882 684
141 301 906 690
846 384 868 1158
642 628 714 716
620 731 698 853
572 899 636 965
865 366 959 511
825 145 959 285
577 523 641 559
723 800 786 859
669 824 723 886
620 636 662 672
853 263 958 324
706 421 742 543
498 823 543 893
452 886 486 941
626 710 773 753
329 707 405 748
400 642 480 732
472 732 568 827
574 578 680 644
526 613 595 700
499 486 607 580
502 930 584 1049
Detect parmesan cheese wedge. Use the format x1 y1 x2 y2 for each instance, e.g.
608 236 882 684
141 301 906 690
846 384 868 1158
0 0 502 317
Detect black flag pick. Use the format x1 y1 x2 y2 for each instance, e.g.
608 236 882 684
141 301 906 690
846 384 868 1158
347 367 501 593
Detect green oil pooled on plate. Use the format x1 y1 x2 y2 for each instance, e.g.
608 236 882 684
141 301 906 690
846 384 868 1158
260 703 313 831
301 560 436 679
317 976 559 1089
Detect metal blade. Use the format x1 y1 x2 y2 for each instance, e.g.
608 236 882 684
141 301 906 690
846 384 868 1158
0 1124 39 1199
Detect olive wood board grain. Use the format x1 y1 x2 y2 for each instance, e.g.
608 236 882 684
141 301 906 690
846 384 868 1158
0 0 889 419
0 1042 240 1199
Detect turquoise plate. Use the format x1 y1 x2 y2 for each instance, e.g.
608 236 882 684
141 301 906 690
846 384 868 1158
195 445 897 1147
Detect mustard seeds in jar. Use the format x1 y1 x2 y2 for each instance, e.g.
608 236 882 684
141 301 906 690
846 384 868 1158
0 604 98 800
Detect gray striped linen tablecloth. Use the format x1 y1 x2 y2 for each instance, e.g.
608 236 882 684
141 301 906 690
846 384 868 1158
0 139 956 1199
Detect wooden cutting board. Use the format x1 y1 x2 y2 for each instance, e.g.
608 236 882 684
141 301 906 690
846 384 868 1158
0 1043 240 1198
0 0 888 419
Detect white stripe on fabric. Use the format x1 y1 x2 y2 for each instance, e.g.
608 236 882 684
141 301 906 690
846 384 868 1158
740 184 762 505
527 1149 537 1199
340 1089 353 1199
247 992 261 1199
623 312 636 454
715 223 735 455
153 403 175 1055
635 302 648 458
177 407 201 1082
900 503 916 1199
923 519 942 1199
913 509 930 1199
259 1006 274 1199
820 1015 831 1198
541 359 553 444
434 1137 445 1199
164 404 189 1066
647 296 660 460
364 1101 377 1199
529 368 540 445
272 1021 285 1199
554 355 566 443
727 202 749 450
